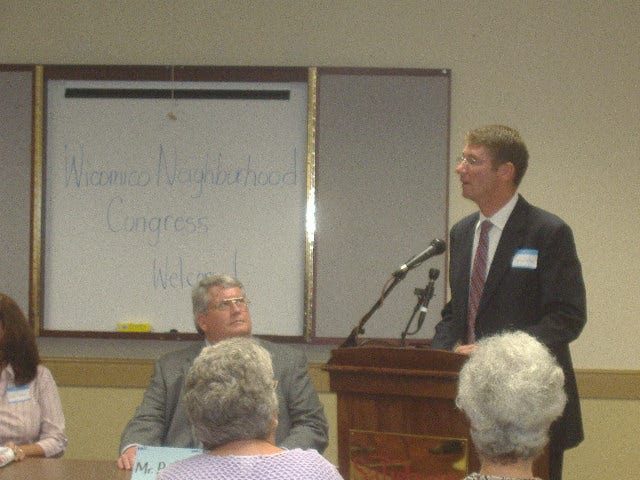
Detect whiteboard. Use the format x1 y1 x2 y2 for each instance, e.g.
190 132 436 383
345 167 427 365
43 78 308 336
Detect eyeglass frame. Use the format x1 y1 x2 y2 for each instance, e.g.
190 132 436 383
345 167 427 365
457 155 502 171
457 155 484 166
207 296 251 312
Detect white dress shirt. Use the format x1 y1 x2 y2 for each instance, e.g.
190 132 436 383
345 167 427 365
471 193 519 273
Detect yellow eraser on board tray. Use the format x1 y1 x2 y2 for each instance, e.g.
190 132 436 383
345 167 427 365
117 322 152 332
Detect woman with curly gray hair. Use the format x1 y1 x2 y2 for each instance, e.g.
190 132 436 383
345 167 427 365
156 337 342 480
456 331 567 480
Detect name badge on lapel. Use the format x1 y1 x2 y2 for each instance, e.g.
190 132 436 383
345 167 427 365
512 249 538 269
7 385 30 403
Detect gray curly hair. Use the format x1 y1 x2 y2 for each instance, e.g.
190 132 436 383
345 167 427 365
184 337 278 450
456 331 567 462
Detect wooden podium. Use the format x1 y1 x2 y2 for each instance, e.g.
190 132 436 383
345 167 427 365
325 345 550 479
325 345 475 479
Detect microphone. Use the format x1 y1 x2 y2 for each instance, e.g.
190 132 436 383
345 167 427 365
416 268 440 331
393 238 446 277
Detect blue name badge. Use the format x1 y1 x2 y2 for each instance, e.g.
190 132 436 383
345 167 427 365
131 445 202 480
7 385 30 403
511 249 538 269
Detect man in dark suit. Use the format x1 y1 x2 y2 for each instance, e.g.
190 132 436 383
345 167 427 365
117 274 328 470
431 125 586 480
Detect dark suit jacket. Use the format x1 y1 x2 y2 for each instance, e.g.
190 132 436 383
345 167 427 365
119 338 328 453
432 195 586 450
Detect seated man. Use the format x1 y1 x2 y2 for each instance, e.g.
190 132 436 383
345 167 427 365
117 274 328 470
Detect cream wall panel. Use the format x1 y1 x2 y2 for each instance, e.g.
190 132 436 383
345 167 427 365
2 1 638 369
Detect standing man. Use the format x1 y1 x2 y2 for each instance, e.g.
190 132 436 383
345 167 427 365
117 274 328 470
431 125 586 480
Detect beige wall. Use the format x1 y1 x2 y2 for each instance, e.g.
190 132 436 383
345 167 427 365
3 1 640 479
565 398 640 477
2 0 638 370
57 386 340 465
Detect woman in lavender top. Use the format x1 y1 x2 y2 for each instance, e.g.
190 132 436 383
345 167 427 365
157 337 342 480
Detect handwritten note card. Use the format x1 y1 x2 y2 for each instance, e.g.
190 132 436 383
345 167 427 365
131 445 202 480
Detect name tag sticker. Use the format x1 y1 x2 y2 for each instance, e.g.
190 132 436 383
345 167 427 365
512 249 538 269
7 385 30 403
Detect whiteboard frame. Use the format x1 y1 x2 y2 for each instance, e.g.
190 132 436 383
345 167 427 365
31 65 314 341
28 65 450 345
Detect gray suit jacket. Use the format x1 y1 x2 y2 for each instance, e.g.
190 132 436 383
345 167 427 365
119 338 328 453
432 195 586 451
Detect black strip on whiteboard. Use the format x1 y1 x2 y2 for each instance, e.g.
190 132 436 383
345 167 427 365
64 88 291 100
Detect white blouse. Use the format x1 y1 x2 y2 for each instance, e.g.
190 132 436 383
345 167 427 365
0 364 67 457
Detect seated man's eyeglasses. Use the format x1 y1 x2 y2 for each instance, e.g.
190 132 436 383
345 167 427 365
209 297 251 312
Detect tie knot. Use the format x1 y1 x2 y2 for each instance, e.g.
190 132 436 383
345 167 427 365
480 220 492 235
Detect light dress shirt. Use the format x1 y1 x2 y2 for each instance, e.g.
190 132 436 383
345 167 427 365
471 193 519 272
0 364 67 457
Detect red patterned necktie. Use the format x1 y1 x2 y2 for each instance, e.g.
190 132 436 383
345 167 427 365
467 220 492 343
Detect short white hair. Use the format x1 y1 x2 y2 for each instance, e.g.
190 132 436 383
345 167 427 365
456 331 567 461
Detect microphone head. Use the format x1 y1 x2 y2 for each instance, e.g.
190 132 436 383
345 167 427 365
393 237 447 277
430 238 446 254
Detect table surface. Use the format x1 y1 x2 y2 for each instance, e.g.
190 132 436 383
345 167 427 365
0 458 132 480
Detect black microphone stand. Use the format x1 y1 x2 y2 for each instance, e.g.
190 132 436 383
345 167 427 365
399 268 439 346
339 271 407 348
